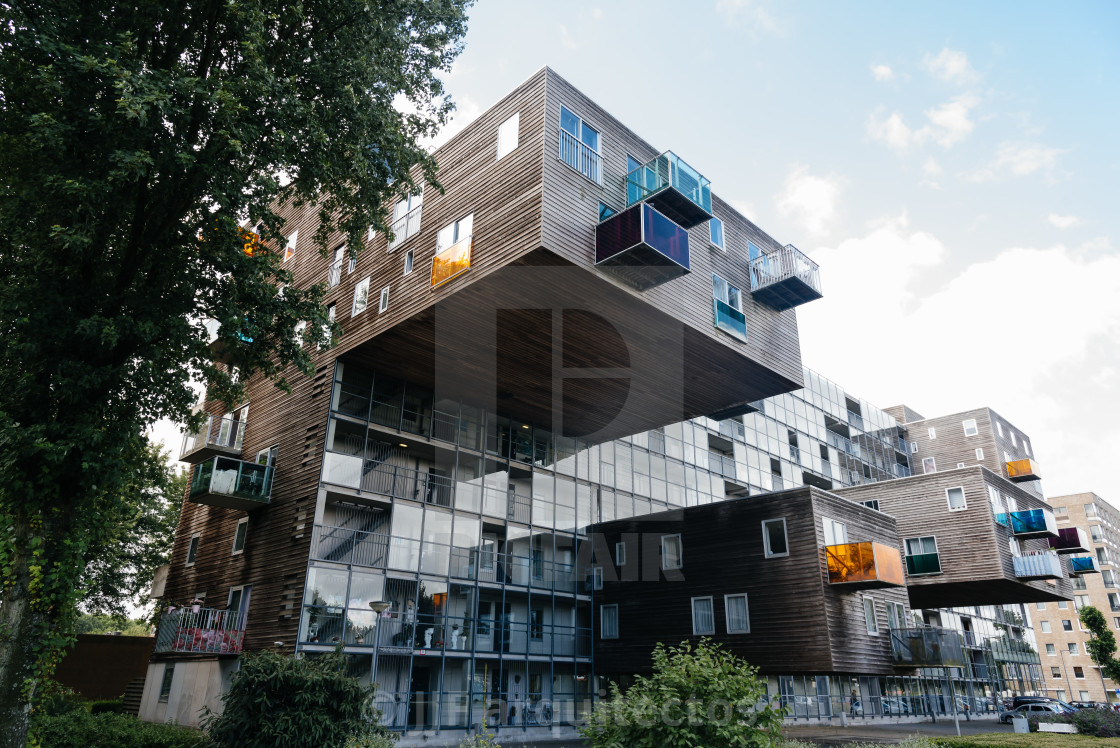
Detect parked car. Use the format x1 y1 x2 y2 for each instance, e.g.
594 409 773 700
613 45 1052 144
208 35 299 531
1070 700 1110 710
999 702 1074 724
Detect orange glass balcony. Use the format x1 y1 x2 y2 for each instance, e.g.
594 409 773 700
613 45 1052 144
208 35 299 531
825 541 905 588
431 235 472 288
1006 458 1041 482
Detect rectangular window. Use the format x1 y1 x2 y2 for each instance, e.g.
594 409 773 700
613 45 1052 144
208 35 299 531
232 518 248 555
1100 548 1111 567
975 448 984 460
1051 667 1061 678
928 427 936 439
762 518 789 558
1087 503 1098 518
709 217 725 249
600 604 618 639
957 462 965 468
725 594 750 633
1024 440 1032 456
352 277 370 316
1011 432 1018 447
946 486 967 511
320 304 335 350
962 419 978 436
1075 667 1085 679
615 542 626 567
910 442 918 454
1110 593 1120 612
378 286 390 314
922 457 936 474
592 567 603 591
559 105 601 183
863 596 878 635
403 249 414 275
712 274 743 312
1091 526 1103 542
1040 621 1051 633
1069 642 1079 655
1046 643 1056 655
283 230 298 262
822 517 847 546
186 533 200 566
158 663 175 702
661 534 682 570
887 601 906 630
1059 601 1068 609
861 499 880 511
1063 619 1073 631
529 608 543 640
905 536 938 557
1056 506 1068 516
496 112 519 160
328 244 344 287
1114 617 1120 629
712 274 747 341
997 421 1004 437
691 596 715 635
1036 603 1046 610
388 190 424 251
293 320 307 346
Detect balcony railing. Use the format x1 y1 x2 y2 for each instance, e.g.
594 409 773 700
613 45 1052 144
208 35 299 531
558 129 601 185
1050 526 1091 554
595 202 690 290
749 244 823 311
179 413 246 464
713 298 747 342
1012 550 1064 580
624 151 712 228
890 627 966 668
1070 556 1101 575
825 541 905 588
327 259 343 287
154 606 245 655
189 456 273 511
430 235 472 288
989 637 1040 665
708 452 736 479
997 508 1058 538
1006 458 1041 482
905 552 942 577
388 203 423 251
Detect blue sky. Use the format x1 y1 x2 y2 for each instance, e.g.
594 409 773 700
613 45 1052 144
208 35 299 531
433 0 1120 502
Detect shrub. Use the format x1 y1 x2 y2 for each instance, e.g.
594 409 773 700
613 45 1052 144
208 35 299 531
456 719 501 748
580 638 786 748
1055 707 1120 737
30 681 84 718
88 699 126 714
31 710 205 748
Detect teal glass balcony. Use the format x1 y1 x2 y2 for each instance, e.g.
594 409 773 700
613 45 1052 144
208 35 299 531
1070 556 1101 575
749 244 823 311
905 552 942 576
713 299 747 342
1005 508 1058 539
190 456 273 511
596 203 690 290
1050 527 1090 554
625 152 712 228
1013 551 1063 580
890 627 966 668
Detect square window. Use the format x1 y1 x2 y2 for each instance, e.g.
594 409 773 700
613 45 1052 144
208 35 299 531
863 596 878 635
1058 601 1068 609
1051 667 1061 678
186 533 200 566
1040 620 1051 633
615 542 626 567
762 518 788 558
600 604 618 639
1068 642 1078 655
691 596 715 635
232 518 248 555
661 534 682 570
822 517 847 546
1075 666 1085 678
962 419 978 436
946 486 967 511
378 286 390 314
403 249 414 276
1036 603 1046 610
957 462 965 468
352 277 370 316
1046 643 1056 655
497 112 519 160
709 217 725 250
725 594 750 633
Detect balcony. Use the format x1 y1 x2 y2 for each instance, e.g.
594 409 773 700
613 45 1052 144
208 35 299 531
388 203 422 251
624 151 712 229
749 244 823 311
707 452 736 479
189 456 273 511
1012 550 1064 580
1050 527 1091 554
154 606 244 655
825 541 905 588
989 638 1040 665
905 552 943 577
1070 556 1101 575
430 235 472 288
713 298 747 342
595 203 690 291
1006 458 1041 482
179 413 246 464
327 259 343 287
1002 508 1058 538
890 627 966 668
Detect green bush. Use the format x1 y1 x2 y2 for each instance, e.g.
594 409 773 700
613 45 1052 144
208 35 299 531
31 710 205 748
456 719 501 748
1033 707 1120 737
934 733 1120 747
87 699 125 714
204 648 395 748
31 682 84 718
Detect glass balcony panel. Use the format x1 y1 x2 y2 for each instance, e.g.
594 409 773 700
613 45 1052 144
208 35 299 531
1071 555 1101 575
1007 508 1058 538
189 456 272 511
430 235 472 288
1050 526 1090 554
905 552 942 576
595 203 690 290
889 627 965 667
1006 458 1041 482
749 244 823 311
179 413 247 463
624 151 712 228
713 299 747 342
1013 550 1063 580
825 541 905 587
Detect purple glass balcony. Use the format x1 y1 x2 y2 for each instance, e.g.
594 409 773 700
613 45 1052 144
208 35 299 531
1050 527 1090 554
595 203 689 291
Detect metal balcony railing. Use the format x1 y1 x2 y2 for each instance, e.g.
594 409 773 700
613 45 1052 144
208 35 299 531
388 203 423 251
327 259 343 287
558 129 601 184
189 456 273 510
1012 550 1064 580
749 244 823 311
179 413 246 463
154 606 245 655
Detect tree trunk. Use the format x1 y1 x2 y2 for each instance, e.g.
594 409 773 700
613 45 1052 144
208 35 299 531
0 515 41 748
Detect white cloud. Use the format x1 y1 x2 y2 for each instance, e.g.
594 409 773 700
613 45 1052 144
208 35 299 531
729 199 758 224
775 165 844 237
867 111 916 152
922 47 978 84
591 7 604 20
966 141 1065 182
870 64 895 82
426 94 482 150
867 94 979 153
559 25 579 49
715 0 782 35
922 157 943 177
1048 213 1082 229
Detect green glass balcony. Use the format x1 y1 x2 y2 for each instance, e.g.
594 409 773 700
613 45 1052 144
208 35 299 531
1070 556 1101 575
905 552 942 576
190 456 273 511
713 299 747 342
625 152 712 228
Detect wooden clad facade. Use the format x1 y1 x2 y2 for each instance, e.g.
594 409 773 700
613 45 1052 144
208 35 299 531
592 487 909 677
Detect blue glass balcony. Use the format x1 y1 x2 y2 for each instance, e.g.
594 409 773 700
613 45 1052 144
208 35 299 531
1070 556 1101 575
749 244 823 311
625 152 712 229
1013 551 1064 580
190 456 273 511
596 203 690 290
1050 527 1090 554
713 298 747 342
1003 508 1058 538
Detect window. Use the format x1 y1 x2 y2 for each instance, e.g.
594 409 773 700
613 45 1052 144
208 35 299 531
725 594 750 633
962 418 978 436
1051 667 1061 678
293 321 307 346
1087 503 1098 518
905 536 938 560
1046 643 1056 655
1063 619 1074 631
283 230 298 262
863 596 879 635
661 534 682 570
529 608 543 640
946 486 967 511
1080 690 1091 701
403 249 414 275
691 596 715 635
1100 548 1111 568
1058 601 1068 609
887 601 906 630
352 277 370 316
1114 617 1120 629
348 254 356 274
388 190 424 251
928 427 936 439
436 213 474 253
822 517 847 546
559 105 601 183
861 499 880 511
600 604 618 639
328 244 344 286
712 274 747 341
922 457 936 474
1009 537 1021 557
1110 593 1120 612
598 202 615 222
1036 602 1046 610
1076 594 1091 610
975 448 984 460
1091 526 1103 542
709 217 725 250
158 663 175 702
957 462 965 468
496 112 519 160
1069 642 1079 655
378 285 390 314
1105 569 1117 588
988 485 1004 519
615 542 626 567
1011 431 1018 447
1056 506 1068 516
1072 576 1087 590
1040 621 1051 633
591 567 603 591
232 518 248 555
1074 666 1085 679
186 533 200 566
910 442 918 454
997 421 1004 437
320 304 335 350
1024 440 1032 456
762 518 789 558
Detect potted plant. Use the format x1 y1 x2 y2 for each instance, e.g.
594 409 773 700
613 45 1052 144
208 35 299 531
190 597 203 614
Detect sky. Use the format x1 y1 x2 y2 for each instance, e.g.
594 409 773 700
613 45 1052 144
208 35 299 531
150 0 1120 504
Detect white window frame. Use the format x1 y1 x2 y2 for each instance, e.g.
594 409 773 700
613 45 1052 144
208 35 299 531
352 277 371 316
615 541 626 567
712 273 744 313
910 442 918 454
946 486 967 512
378 285 390 314
1011 431 1018 447
661 534 682 570
922 456 936 474
724 593 750 634
762 518 789 558
957 462 965 468
997 421 1005 437
709 217 725 250
691 596 715 635
600 604 618 639
1040 620 1051 633
436 213 474 253
592 566 603 591
559 104 602 184
975 448 984 460
496 112 520 160
293 320 307 347
822 516 848 546
186 533 200 567
863 596 879 635
403 249 414 276
232 517 249 555
1046 643 1056 656
887 601 906 630
928 427 936 439
1068 642 1079 655
283 230 298 262
962 418 978 437
320 304 335 350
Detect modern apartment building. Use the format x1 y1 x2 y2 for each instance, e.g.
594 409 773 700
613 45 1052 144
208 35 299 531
1032 492 1120 705
139 67 822 742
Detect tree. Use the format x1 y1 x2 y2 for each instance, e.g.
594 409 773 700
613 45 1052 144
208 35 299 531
72 613 151 637
1080 606 1120 682
0 1 472 743
579 639 786 748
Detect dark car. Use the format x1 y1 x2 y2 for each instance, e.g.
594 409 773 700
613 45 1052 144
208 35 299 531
1071 700 1110 710
999 702 1074 724
1012 695 1071 709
